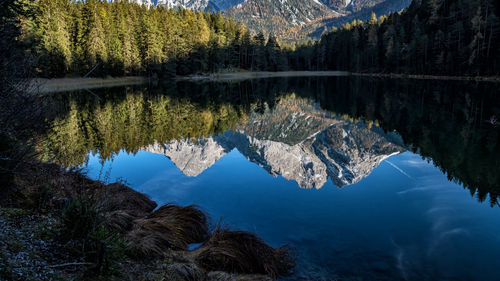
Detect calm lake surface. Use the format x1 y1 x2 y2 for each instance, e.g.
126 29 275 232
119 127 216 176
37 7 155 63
41 77 500 280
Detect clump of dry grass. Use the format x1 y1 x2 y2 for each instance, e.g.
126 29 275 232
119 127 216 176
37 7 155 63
135 204 208 250
128 204 209 254
148 204 208 243
125 228 172 257
94 183 157 216
105 210 137 232
163 262 206 281
194 227 295 279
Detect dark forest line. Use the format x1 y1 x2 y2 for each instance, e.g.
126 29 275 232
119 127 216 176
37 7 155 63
5 0 500 78
298 0 500 76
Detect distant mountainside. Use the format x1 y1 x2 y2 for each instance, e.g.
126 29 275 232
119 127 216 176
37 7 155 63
122 0 410 39
133 0 245 11
125 0 243 11
295 0 411 38
145 96 404 188
221 0 338 39
225 0 411 39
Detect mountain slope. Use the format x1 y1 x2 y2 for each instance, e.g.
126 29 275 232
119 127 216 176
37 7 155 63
121 0 410 39
221 0 340 39
127 0 246 11
295 0 411 38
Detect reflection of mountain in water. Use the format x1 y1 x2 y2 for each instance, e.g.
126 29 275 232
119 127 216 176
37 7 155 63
146 97 404 188
41 78 500 203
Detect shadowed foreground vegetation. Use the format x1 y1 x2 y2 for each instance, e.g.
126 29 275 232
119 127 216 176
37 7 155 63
0 161 295 280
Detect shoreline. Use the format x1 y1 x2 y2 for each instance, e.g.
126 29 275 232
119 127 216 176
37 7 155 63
177 70 350 81
29 76 148 93
351 72 500 82
29 71 500 94
0 160 293 280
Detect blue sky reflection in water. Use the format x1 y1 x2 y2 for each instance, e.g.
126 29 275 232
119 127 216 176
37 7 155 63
44 77 500 280
84 147 500 280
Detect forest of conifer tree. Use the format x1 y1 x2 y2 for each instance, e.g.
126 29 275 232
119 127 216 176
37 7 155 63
14 0 289 77
296 0 500 75
5 0 500 77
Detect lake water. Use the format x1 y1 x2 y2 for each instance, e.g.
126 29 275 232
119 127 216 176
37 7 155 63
41 77 500 280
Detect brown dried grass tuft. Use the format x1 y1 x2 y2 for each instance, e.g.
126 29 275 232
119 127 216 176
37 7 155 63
194 227 295 279
127 204 209 255
94 183 157 215
137 204 208 249
105 210 137 233
125 228 172 257
163 262 206 281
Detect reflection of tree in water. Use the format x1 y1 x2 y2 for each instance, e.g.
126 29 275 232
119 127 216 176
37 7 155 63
41 83 252 166
40 77 500 205
292 77 500 206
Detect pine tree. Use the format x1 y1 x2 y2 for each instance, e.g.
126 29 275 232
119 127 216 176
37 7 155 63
253 32 267 70
85 0 108 72
266 34 280 71
36 0 73 76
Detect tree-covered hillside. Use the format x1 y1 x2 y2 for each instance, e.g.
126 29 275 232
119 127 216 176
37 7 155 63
10 0 500 76
297 0 500 75
19 0 295 77
25 0 246 77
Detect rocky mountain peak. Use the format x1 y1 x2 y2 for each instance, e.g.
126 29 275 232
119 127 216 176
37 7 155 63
116 0 410 39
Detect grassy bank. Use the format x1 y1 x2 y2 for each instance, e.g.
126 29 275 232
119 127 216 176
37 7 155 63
29 77 148 93
0 161 294 281
178 71 351 82
30 72 351 94
30 72 500 95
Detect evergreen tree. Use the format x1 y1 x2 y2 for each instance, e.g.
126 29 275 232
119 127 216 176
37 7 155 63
35 0 73 76
253 32 267 70
15 0 500 77
266 34 280 71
